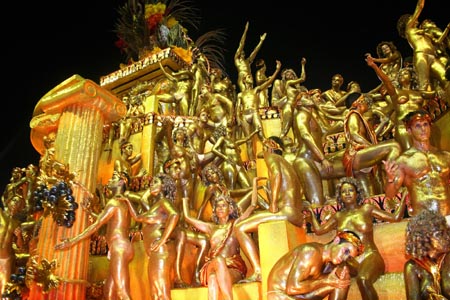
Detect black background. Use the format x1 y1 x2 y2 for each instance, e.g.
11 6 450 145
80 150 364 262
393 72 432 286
1 0 447 189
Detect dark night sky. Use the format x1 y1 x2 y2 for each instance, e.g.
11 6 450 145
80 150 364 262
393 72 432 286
1 0 447 189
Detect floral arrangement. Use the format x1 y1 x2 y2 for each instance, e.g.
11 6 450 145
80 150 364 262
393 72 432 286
114 0 200 63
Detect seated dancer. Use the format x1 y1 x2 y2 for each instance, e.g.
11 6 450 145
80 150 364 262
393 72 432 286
235 136 305 283
307 176 406 300
182 176 265 300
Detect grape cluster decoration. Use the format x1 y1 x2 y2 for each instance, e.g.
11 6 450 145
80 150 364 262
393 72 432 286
2 266 27 300
32 181 78 228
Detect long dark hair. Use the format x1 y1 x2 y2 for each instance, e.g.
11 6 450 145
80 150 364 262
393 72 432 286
211 194 240 223
155 173 176 202
201 164 224 186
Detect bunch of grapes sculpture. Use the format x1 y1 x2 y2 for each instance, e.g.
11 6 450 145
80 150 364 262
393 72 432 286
33 181 78 228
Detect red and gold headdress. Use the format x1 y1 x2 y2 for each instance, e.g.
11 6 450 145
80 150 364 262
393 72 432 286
403 110 432 128
337 231 365 256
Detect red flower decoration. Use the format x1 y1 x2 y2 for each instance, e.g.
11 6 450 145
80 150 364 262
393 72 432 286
115 38 128 52
147 13 164 30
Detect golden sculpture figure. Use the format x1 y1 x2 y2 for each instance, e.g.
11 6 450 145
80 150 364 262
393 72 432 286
154 78 184 116
272 58 307 139
397 0 449 98
189 53 210 116
209 67 236 104
420 19 450 67
168 125 197 204
37 133 56 180
23 164 39 215
3 1 450 299
114 141 146 179
236 60 282 161
0 196 26 297
292 89 358 205
266 230 365 300
186 108 216 154
307 177 407 300
404 209 450 300
342 92 401 196
366 54 435 151
182 177 263 300
310 88 345 136
236 137 304 283
211 124 258 190
197 164 231 220
196 164 266 222
198 83 235 128
234 21 266 93
366 41 403 83
292 90 336 205
255 58 270 107
1 167 26 212
383 110 450 217
55 172 135 300
117 93 146 145
162 158 210 288
159 61 193 116
122 173 179 300
321 73 347 107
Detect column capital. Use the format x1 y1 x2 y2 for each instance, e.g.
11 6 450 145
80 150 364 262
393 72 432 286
30 74 126 154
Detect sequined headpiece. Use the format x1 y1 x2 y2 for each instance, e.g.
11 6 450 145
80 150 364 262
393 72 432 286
337 230 364 256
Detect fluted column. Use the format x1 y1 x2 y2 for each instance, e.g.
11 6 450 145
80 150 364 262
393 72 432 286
28 75 126 300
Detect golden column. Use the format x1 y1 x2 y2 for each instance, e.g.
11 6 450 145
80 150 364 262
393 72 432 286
28 75 126 300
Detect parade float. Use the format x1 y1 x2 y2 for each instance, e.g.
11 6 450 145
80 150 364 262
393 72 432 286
1 0 449 300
